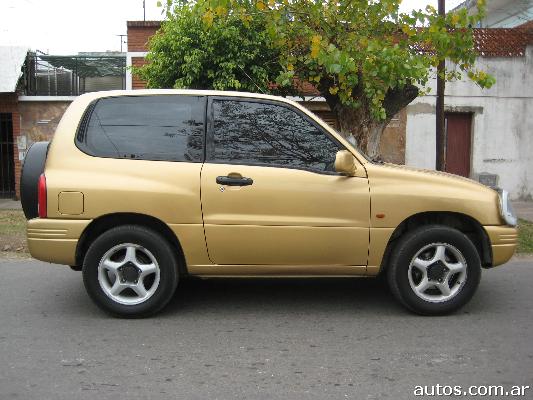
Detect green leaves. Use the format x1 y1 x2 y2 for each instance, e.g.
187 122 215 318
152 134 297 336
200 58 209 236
136 3 282 94
146 0 493 123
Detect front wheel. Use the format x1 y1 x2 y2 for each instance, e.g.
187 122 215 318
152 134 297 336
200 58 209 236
82 225 179 318
387 225 481 315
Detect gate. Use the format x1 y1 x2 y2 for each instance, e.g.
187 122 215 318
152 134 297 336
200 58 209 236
0 113 15 198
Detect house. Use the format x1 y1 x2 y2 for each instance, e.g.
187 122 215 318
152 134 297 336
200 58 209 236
453 0 533 28
405 24 533 199
0 49 126 199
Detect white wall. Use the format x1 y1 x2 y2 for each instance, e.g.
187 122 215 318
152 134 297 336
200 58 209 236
406 46 533 199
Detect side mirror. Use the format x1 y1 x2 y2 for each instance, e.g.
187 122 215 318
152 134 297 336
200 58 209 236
334 150 357 176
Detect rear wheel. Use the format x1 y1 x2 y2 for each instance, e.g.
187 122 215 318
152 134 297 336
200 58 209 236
387 225 481 315
82 225 179 318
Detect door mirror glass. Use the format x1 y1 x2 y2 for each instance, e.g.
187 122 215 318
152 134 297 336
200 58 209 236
334 150 357 176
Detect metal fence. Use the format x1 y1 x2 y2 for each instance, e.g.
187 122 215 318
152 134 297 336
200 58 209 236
23 54 126 96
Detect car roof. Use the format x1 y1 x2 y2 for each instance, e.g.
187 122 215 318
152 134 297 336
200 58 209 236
78 89 301 106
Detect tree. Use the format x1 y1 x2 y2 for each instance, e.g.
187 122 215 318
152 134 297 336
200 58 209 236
137 4 282 93
142 0 494 159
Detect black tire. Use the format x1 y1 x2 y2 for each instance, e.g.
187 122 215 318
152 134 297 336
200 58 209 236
82 225 179 318
20 141 49 219
387 225 481 315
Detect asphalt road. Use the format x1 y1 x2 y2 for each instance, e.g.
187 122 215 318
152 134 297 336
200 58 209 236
0 258 532 400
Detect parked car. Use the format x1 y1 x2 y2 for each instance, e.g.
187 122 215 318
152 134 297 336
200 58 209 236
21 90 518 317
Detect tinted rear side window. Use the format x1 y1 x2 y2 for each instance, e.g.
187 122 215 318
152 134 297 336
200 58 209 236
77 95 205 162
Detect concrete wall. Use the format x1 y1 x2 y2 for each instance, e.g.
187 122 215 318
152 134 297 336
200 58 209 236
406 46 533 199
380 108 406 164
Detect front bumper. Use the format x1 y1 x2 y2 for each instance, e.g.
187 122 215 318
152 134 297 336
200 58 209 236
484 225 518 267
27 218 91 265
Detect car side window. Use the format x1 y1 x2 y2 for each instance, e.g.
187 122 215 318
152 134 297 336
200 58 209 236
76 95 205 162
209 99 341 172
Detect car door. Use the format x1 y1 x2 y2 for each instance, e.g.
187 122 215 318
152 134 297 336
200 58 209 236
200 97 370 267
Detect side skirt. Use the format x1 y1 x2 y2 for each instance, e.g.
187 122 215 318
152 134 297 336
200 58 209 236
187 264 367 277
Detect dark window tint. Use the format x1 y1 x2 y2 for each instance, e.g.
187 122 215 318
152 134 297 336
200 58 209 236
77 95 205 162
210 100 340 172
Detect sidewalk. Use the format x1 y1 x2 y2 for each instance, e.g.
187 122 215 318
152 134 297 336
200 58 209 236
1 199 532 221
0 199 22 210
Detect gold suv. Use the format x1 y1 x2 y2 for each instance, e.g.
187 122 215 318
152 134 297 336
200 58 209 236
21 90 518 317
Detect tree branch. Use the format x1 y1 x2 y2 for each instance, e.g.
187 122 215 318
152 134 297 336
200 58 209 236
382 83 419 119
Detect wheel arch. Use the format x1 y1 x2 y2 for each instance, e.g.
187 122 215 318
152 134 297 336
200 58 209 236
75 213 188 275
379 211 492 274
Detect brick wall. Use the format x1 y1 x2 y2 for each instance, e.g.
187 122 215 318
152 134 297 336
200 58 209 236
127 21 161 52
131 57 148 90
0 94 21 199
127 21 161 90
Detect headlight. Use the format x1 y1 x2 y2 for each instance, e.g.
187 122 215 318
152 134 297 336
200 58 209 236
497 189 517 227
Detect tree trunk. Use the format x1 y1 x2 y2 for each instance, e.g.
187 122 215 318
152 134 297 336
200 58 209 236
322 83 419 160
333 103 386 160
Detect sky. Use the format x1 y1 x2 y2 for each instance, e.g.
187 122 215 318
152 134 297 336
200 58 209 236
0 0 465 55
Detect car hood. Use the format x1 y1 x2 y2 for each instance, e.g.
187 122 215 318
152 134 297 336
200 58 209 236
379 163 490 189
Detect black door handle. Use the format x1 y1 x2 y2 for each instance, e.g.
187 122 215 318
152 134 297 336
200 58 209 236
216 176 254 186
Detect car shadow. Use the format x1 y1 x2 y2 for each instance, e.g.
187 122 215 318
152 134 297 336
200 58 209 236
14 260 522 320
158 276 406 318
157 272 512 319
51 269 511 320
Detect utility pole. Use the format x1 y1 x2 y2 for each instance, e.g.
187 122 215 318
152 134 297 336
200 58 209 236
436 0 446 171
116 35 127 52
143 0 146 21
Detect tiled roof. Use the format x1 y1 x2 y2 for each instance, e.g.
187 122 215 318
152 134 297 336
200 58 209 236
473 28 533 57
516 20 533 32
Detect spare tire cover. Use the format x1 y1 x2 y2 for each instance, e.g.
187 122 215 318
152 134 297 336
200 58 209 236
20 141 49 220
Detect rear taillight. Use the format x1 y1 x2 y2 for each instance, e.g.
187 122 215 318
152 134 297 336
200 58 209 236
38 174 47 218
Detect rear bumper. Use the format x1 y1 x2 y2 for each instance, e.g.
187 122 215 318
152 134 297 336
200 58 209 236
484 225 518 267
27 218 91 265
